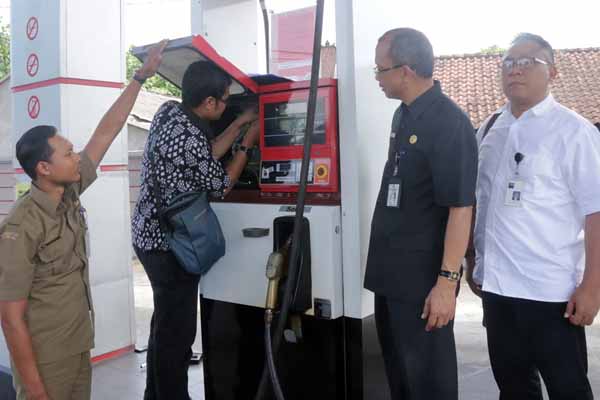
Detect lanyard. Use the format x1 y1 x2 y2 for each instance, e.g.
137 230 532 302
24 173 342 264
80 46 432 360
393 150 406 176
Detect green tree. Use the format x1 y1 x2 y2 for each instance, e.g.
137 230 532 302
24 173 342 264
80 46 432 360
480 45 505 55
126 47 181 97
0 18 10 80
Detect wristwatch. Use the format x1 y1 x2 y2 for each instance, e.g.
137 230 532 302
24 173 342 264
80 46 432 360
133 71 147 85
237 145 250 155
439 269 461 282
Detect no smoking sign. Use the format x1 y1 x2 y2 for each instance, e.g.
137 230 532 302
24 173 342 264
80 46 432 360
27 54 39 77
26 17 39 40
28 96 41 119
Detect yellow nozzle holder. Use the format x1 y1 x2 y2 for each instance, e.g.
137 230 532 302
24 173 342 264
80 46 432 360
265 251 285 310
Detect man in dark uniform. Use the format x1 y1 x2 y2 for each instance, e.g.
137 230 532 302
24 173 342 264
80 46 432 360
364 28 478 399
0 42 166 400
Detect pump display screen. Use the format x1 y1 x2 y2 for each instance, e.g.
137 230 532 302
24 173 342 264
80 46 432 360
263 99 326 147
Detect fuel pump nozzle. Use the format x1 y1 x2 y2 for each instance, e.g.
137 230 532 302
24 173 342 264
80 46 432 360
262 237 292 400
264 237 292 311
265 251 284 311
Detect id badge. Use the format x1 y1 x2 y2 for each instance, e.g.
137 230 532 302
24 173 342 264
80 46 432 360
504 177 524 207
386 176 402 208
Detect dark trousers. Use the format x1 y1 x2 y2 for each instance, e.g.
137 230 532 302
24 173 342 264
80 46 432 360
135 247 201 400
482 291 593 400
375 295 458 400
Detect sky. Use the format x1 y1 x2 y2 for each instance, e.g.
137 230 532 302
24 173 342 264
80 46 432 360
122 0 337 49
1 0 598 56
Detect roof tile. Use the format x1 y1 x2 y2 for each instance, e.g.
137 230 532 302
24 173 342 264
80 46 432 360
434 48 600 127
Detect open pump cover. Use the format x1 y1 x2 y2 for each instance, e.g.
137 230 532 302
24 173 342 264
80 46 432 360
132 36 259 96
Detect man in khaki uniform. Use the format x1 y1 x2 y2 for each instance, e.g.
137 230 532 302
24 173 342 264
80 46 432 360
0 41 167 400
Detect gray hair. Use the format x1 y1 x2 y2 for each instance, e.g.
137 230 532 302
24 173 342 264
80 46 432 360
380 28 434 79
511 33 555 64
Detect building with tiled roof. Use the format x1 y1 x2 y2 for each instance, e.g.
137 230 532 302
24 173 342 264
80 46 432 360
434 48 600 128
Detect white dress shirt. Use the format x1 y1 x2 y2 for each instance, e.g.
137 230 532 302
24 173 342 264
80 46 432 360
474 94 600 302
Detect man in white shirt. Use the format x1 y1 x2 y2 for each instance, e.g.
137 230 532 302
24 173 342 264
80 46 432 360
466 33 600 399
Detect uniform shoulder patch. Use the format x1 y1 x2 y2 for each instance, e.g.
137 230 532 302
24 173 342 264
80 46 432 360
0 231 19 241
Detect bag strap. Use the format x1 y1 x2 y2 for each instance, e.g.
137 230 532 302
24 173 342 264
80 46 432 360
466 112 502 259
147 137 170 232
482 112 501 141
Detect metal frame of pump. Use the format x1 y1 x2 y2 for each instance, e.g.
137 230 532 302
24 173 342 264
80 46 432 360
254 1 326 399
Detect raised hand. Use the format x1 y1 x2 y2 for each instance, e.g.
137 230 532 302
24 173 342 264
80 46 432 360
137 39 169 80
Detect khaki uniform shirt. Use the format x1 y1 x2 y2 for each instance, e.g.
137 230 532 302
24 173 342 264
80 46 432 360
0 152 97 364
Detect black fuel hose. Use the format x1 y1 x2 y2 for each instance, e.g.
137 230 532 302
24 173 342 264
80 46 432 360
265 310 285 400
254 0 325 399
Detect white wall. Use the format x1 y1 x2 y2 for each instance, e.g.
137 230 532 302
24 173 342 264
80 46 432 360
126 0 191 48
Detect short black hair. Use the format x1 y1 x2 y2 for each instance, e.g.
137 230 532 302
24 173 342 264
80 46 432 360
380 28 434 78
511 33 555 64
181 61 233 109
16 125 57 180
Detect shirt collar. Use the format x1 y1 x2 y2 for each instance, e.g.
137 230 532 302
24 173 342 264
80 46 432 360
402 80 443 119
177 103 215 140
506 93 557 120
529 93 556 117
30 184 62 217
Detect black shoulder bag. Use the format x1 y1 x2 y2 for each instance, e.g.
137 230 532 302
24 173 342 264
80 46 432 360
147 139 226 275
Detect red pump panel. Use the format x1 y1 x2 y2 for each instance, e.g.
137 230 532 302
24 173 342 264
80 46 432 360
259 85 339 193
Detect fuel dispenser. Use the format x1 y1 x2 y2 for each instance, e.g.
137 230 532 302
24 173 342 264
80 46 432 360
133 28 380 400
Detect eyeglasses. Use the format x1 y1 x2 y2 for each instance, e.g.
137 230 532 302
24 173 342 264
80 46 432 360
373 64 405 75
502 57 549 72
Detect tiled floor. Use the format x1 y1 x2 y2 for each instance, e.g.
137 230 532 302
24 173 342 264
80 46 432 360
92 351 205 399
90 263 600 399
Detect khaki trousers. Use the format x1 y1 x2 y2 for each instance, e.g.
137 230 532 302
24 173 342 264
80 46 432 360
13 351 91 400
